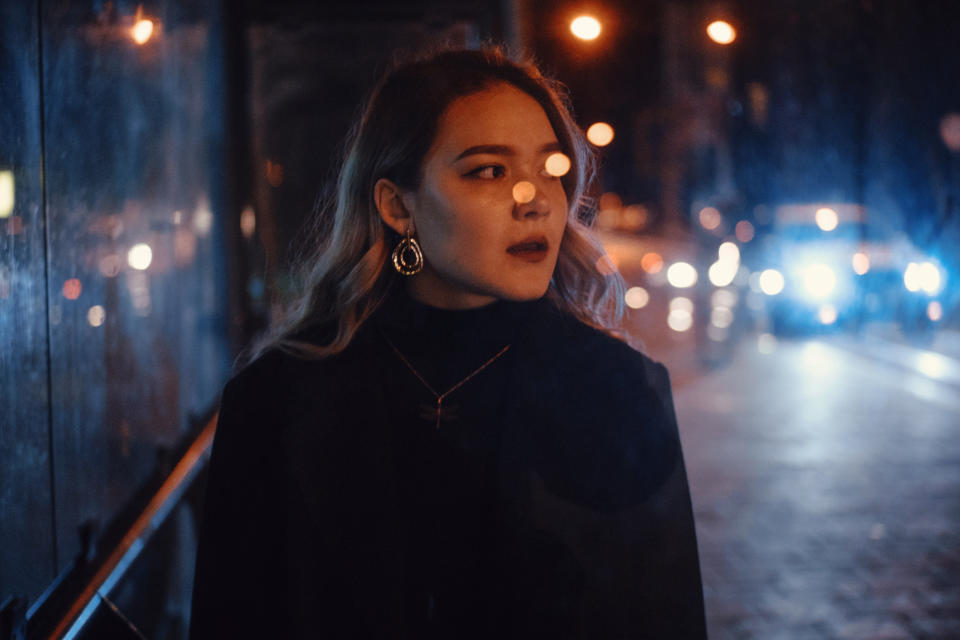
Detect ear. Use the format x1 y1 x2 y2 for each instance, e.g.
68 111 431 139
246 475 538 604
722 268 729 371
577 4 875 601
374 178 414 236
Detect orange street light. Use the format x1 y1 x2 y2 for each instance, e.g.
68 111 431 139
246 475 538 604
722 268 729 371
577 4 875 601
570 15 602 41
706 20 736 45
131 18 154 44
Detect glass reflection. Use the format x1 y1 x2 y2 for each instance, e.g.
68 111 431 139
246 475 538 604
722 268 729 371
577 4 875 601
87 305 106 327
62 278 82 300
0 170 13 217
128 243 153 270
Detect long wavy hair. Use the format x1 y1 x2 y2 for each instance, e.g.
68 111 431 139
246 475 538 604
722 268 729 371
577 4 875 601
253 45 628 361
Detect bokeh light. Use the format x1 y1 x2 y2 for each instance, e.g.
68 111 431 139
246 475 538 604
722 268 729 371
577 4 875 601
641 252 663 274
904 261 942 295
87 305 105 327
918 262 941 295
757 333 777 354
698 206 722 230
596 193 622 230
128 243 153 271
734 220 755 243
927 301 943 322
718 241 740 263
708 261 737 287
670 296 694 314
710 241 741 288
803 264 837 298
940 113 960 152
544 152 571 177
852 251 870 275
62 278 82 300
131 19 154 44
266 159 284 187
903 263 920 292
240 206 256 239
759 269 785 295
667 309 694 332
599 192 623 211
625 286 650 309
621 205 648 230
570 15 602 40
818 304 838 325
512 180 536 204
194 199 213 236
815 207 839 231
595 254 618 276
586 122 615 146
706 20 736 45
0 171 13 218
711 288 738 308
711 306 734 329
667 261 698 288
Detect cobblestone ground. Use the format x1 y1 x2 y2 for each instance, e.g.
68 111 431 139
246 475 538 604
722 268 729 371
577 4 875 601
668 335 960 639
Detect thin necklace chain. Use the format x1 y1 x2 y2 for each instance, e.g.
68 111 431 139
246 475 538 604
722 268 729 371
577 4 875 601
382 331 511 429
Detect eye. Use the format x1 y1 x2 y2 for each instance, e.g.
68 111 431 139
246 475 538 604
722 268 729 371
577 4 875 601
466 165 506 180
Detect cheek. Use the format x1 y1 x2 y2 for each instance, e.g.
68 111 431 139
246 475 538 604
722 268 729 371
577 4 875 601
420 192 505 253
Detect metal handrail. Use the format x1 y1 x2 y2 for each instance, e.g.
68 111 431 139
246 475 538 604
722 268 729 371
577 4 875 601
44 414 218 639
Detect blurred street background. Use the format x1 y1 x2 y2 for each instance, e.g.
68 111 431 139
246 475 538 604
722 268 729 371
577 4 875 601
2 0 958 637
610 229 960 638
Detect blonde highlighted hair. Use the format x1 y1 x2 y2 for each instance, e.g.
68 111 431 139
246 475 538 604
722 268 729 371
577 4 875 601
252 45 629 361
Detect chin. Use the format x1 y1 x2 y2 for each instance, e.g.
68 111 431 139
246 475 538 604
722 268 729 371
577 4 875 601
495 279 551 301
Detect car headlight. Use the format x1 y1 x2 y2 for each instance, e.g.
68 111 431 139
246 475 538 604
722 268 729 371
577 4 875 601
802 264 836 299
904 261 943 295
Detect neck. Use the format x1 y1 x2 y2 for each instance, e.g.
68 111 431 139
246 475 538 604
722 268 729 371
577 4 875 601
404 269 498 310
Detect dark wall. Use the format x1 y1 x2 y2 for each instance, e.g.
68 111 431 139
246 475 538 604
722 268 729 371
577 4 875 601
0 0 57 604
1 0 231 615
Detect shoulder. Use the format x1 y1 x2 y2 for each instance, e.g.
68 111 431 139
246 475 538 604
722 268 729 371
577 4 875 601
523 299 671 392
515 303 682 510
216 336 365 437
225 325 368 395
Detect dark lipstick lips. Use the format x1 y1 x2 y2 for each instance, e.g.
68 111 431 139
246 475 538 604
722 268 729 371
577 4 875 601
507 236 549 262
507 236 549 253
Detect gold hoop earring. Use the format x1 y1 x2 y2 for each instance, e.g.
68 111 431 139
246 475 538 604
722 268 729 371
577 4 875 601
392 228 424 276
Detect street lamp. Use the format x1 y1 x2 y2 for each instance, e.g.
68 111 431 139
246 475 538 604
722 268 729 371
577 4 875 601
570 15 602 41
706 20 736 45
131 18 154 44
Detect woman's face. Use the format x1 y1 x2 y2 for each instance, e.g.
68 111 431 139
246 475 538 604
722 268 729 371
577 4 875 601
399 83 569 309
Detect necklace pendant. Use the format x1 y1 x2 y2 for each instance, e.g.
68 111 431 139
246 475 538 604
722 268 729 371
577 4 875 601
419 400 459 428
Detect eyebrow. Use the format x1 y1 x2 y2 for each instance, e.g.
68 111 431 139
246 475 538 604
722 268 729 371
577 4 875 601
453 141 563 162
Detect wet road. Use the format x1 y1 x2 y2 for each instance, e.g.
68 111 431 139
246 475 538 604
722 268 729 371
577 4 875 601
663 332 960 639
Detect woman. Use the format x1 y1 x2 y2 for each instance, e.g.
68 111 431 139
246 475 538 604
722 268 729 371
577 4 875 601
190 46 705 638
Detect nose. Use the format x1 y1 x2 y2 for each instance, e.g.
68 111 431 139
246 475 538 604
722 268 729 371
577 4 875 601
512 180 551 220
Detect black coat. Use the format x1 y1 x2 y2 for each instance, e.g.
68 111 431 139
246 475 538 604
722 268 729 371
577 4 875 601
190 294 706 639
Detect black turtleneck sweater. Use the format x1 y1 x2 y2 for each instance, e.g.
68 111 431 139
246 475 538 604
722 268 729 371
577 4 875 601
190 289 706 639
373 292 577 637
